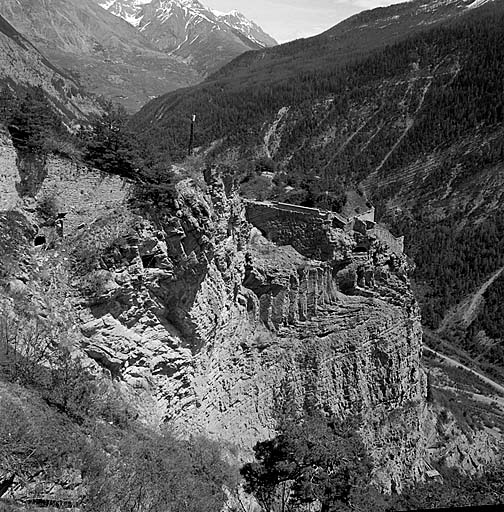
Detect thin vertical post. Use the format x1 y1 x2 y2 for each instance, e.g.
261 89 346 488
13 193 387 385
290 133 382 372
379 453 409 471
188 114 196 156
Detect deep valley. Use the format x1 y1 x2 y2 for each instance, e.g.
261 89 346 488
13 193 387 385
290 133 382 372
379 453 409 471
1 0 504 510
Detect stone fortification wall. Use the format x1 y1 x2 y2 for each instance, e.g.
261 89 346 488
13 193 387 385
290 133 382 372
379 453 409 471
270 201 347 226
245 201 344 260
0 131 20 211
0 131 129 235
247 201 403 258
370 224 404 255
355 206 375 224
36 156 129 234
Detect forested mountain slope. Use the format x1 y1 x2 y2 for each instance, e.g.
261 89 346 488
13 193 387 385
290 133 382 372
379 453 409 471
134 0 498 161
208 0 491 84
133 0 504 380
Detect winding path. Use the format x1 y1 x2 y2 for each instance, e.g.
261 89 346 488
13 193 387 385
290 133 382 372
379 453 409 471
423 345 504 397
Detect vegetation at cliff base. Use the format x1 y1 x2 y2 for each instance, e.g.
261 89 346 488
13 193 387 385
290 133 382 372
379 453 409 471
241 410 504 512
241 413 373 512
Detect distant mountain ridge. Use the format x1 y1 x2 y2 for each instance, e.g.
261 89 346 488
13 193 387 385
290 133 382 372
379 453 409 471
96 0 277 75
0 0 201 111
0 0 276 111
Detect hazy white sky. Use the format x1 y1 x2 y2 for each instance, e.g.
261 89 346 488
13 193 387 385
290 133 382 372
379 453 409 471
207 0 406 42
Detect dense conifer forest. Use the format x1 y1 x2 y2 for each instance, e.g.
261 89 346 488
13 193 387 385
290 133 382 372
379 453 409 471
134 1 504 171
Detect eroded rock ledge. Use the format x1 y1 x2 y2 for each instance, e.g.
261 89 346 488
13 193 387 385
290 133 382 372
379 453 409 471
1 137 502 501
67 169 427 491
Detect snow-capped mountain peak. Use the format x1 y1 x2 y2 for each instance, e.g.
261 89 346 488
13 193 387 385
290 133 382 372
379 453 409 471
94 0 277 74
96 0 149 27
96 0 276 47
216 8 277 47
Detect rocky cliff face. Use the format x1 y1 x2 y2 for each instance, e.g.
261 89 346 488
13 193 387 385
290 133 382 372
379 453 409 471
43 165 422 492
2 135 502 495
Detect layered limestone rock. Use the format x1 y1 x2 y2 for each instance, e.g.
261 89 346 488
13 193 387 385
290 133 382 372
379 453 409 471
69 169 427 491
3 156 501 494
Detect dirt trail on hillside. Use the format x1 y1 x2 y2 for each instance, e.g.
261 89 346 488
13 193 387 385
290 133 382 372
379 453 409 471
437 266 504 334
424 346 504 397
435 384 504 412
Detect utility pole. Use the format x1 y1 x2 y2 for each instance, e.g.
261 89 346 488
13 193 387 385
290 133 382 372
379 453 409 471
188 114 196 156
324 165 331 211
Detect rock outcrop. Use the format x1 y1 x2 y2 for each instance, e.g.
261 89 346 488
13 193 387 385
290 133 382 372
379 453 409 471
65 168 427 491
2 143 500 496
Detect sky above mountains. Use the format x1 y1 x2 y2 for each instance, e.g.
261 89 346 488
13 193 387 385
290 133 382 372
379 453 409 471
207 0 406 42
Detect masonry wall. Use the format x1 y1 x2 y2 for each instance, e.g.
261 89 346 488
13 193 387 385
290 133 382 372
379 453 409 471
36 156 130 234
370 225 404 255
355 207 375 224
246 201 403 260
0 130 129 234
245 202 337 260
0 132 20 211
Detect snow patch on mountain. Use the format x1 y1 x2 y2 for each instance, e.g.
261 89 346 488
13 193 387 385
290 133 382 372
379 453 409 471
96 0 276 47
218 9 277 47
467 0 493 9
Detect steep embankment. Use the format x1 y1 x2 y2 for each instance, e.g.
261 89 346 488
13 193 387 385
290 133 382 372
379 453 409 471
0 15 98 122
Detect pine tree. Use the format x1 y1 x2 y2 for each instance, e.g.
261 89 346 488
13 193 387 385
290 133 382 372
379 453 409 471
241 414 372 512
83 100 139 177
8 86 61 154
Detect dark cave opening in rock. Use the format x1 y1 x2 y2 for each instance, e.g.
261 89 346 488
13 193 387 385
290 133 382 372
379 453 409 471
34 234 46 246
141 254 157 268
